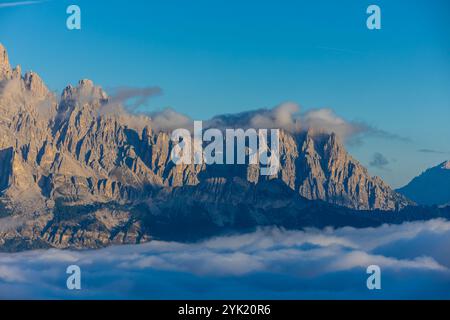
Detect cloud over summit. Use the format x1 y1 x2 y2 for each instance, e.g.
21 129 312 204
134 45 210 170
208 102 408 145
3 73 406 147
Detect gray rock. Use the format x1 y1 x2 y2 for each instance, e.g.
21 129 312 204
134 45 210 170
0 44 413 250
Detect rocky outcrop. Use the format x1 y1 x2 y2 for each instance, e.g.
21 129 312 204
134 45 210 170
398 160 450 206
23 71 49 99
0 44 12 80
290 131 409 210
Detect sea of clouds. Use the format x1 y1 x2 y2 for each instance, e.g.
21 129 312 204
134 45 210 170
1 219 450 299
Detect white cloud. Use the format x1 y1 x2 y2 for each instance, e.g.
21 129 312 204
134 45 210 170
248 102 301 131
38 79 407 144
0 265 24 282
301 108 368 142
327 251 446 273
208 102 408 145
107 86 162 113
149 108 192 132
1 219 449 281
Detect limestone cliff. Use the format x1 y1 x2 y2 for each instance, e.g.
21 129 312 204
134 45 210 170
0 44 414 250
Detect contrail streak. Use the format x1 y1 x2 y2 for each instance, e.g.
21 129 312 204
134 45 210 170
0 1 46 9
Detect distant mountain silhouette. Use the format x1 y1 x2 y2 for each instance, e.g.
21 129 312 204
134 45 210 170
397 161 450 206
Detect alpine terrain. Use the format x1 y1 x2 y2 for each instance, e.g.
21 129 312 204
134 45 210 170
0 44 421 251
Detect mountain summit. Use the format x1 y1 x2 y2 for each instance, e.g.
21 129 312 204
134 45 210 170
0 43 13 80
443 160 450 170
398 160 450 206
0 44 412 250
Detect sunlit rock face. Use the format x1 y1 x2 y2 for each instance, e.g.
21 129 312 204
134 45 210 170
0 44 12 80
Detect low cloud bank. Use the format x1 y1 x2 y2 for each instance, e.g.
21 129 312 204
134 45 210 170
1 219 450 299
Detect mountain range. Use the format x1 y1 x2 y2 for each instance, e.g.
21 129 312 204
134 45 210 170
397 161 450 206
0 43 447 252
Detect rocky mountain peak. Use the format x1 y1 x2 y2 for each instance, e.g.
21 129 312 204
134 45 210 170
77 79 106 97
12 65 21 79
0 44 421 250
442 160 450 170
23 71 49 98
0 43 12 80
323 133 343 157
398 160 450 206
79 78 94 87
0 43 412 220
301 132 316 154
61 79 107 103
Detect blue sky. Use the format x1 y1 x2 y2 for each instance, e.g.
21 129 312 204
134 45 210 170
0 0 449 187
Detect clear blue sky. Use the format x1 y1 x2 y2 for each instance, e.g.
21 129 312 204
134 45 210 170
0 0 449 187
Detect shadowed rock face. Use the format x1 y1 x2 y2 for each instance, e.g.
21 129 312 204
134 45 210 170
0 44 413 250
397 161 450 206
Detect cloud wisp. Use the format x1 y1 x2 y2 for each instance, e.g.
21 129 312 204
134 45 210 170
418 149 449 155
107 86 163 113
208 102 410 145
370 152 390 170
